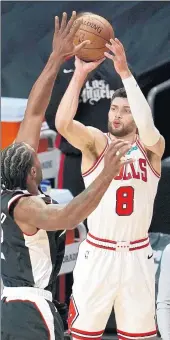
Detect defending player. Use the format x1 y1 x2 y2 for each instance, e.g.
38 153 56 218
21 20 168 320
1 13 131 340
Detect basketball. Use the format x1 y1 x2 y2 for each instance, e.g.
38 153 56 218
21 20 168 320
73 13 114 62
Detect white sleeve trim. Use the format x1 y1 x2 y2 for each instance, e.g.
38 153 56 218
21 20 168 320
8 193 30 211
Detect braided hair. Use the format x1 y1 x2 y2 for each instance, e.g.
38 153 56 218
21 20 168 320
1 142 34 190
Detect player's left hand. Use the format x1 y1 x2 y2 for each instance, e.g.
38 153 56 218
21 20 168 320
104 38 131 79
52 11 90 61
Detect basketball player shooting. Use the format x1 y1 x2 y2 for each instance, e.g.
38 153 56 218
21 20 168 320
1 13 132 340
55 38 165 339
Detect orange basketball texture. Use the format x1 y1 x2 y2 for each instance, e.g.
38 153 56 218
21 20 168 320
73 14 114 61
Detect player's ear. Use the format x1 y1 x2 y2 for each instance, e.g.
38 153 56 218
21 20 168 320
30 166 37 180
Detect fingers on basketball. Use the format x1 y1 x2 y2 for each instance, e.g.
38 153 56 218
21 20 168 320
74 40 91 53
110 38 122 51
95 57 106 65
115 38 124 50
106 41 119 55
68 18 83 39
104 51 116 61
73 14 115 62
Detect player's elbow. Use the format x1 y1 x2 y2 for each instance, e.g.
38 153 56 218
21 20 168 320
54 209 82 231
55 115 70 135
40 218 75 231
40 210 76 231
55 214 76 230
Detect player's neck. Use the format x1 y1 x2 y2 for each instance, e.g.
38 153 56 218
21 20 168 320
26 183 39 196
108 132 137 145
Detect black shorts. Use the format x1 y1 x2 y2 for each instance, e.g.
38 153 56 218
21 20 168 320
1 296 64 340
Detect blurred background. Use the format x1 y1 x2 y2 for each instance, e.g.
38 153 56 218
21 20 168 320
1 1 170 337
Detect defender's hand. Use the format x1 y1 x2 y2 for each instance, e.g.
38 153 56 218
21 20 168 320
52 11 90 60
104 38 131 79
103 139 133 178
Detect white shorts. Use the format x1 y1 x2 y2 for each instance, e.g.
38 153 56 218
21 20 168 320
68 234 157 340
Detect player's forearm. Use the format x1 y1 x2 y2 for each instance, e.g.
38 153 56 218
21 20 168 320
121 73 160 146
41 169 113 231
25 52 63 118
55 71 86 131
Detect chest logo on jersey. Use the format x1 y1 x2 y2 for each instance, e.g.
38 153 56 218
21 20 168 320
126 145 138 155
114 158 147 182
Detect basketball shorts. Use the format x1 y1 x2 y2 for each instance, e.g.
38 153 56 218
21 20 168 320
1 287 64 340
68 234 157 340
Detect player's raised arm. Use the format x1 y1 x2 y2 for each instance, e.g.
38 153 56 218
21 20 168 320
104 38 165 157
55 56 105 152
14 140 132 233
15 12 89 152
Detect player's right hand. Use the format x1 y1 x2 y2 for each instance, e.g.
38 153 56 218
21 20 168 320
103 140 133 178
75 56 106 75
52 11 90 61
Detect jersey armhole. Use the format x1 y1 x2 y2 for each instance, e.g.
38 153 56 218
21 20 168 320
8 193 31 218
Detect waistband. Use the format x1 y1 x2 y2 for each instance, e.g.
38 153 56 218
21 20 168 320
2 287 52 302
86 233 149 251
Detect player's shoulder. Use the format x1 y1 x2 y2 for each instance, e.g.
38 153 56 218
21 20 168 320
86 126 108 153
87 126 106 140
15 192 57 208
1 188 26 199
1 188 30 214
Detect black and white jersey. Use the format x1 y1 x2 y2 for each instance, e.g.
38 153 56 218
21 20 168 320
1 189 66 295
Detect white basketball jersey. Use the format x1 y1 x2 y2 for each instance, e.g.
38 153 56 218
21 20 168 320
83 134 160 241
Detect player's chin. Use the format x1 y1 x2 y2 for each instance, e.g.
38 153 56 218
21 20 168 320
110 126 124 137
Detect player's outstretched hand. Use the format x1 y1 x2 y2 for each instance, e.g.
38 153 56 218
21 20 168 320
52 11 90 60
103 140 133 178
104 38 131 79
74 56 106 75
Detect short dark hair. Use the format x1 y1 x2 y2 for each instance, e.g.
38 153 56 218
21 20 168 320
1 142 34 190
111 87 127 102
